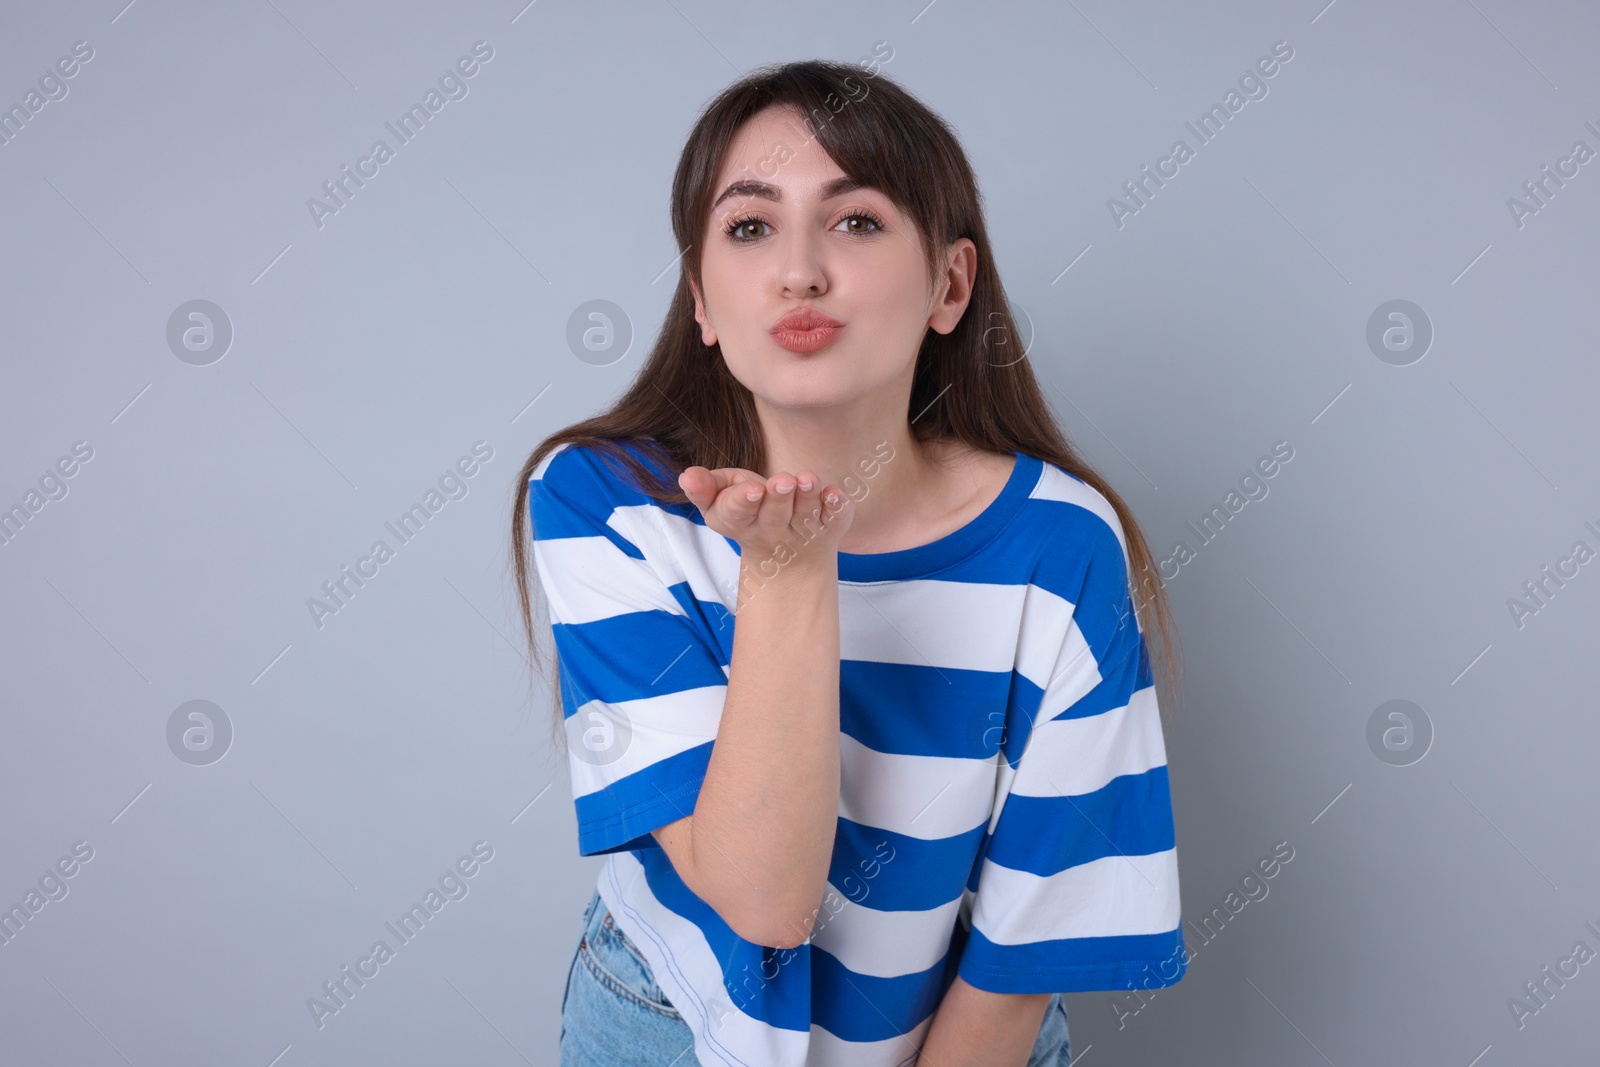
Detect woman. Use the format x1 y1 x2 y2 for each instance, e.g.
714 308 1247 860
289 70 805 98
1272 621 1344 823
510 58 1187 1067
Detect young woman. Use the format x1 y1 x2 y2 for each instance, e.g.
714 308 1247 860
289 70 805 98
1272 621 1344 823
510 59 1187 1067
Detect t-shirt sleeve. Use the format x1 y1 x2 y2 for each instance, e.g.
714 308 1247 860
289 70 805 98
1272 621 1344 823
956 515 1187 995
529 442 731 857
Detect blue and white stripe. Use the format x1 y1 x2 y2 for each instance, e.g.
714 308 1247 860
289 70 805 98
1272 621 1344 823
531 439 1186 1066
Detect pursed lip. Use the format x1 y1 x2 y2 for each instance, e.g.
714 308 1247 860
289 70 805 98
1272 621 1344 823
770 307 845 333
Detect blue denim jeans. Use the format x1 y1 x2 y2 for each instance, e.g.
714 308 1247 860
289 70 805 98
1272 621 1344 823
560 889 1072 1066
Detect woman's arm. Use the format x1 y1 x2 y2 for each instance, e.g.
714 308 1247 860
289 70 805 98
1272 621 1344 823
915 977 1054 1067
652 540 841 950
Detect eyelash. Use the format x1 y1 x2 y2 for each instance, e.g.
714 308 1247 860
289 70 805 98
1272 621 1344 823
722 209 887 243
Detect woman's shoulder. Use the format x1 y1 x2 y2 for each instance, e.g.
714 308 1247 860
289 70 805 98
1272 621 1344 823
530 437 678 528
950 442 1131 588
536 436 671 488
1020 453 1125 545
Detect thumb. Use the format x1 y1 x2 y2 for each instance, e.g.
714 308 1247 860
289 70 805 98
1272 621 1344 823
677 467 707 508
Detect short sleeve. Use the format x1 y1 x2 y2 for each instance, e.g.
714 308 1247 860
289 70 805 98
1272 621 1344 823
956 522 1186 994
529 442 731 857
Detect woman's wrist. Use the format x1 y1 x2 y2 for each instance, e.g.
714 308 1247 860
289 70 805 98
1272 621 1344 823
734 543 836 612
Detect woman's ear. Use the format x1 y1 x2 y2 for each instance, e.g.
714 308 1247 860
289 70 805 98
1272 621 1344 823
927 238 977 336
689 278 718 346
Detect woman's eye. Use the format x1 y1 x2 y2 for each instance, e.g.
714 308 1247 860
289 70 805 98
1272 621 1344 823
837 213 884 234
724 212 884 242
725 218 769 241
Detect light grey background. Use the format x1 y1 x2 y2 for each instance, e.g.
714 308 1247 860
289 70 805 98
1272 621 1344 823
2 0 1596 1063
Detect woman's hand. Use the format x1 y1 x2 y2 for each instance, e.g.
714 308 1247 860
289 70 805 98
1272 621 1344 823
678 465 855 563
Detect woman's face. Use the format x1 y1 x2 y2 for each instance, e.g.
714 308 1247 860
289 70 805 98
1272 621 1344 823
689 104 972 419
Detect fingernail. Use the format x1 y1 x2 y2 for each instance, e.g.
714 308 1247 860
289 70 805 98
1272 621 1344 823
746 487 763 501
798 477 813 491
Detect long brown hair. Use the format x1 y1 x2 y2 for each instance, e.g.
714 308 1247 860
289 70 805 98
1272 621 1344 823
508 59 1182 753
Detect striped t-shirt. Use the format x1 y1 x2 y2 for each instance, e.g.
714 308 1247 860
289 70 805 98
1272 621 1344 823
530 438 1186 1067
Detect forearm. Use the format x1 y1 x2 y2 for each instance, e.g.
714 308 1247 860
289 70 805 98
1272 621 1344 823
915 977 1053 1067
690 552 840 947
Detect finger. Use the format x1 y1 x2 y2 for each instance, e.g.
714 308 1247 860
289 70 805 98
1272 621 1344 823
726 477 766 528
791 469 822 536
819 484 852 525
677 466 708 510
683 466 756 511
761 471 797 532
704 467 761 493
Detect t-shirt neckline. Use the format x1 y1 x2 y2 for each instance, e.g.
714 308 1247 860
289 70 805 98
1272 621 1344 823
836 450 1037 583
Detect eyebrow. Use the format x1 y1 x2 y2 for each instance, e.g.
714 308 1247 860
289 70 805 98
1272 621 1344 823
711 175 868 211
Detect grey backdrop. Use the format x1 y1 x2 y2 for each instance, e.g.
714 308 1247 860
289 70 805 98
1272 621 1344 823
3 0 1597 1064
